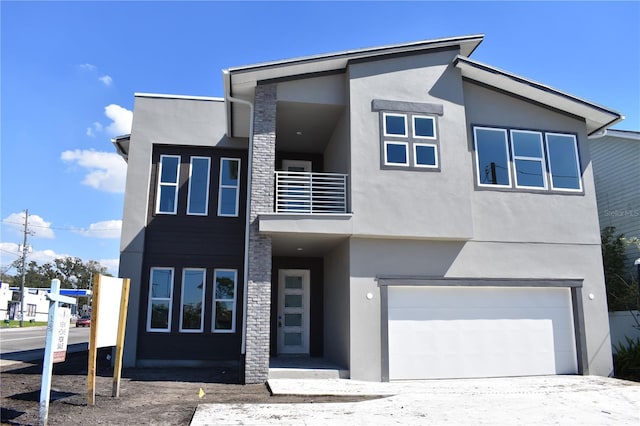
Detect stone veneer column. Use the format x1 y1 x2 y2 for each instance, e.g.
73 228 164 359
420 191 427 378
244 84 276 384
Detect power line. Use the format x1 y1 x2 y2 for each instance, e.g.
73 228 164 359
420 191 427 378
1 220 120 232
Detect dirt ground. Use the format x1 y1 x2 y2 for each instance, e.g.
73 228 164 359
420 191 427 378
1 351 369 425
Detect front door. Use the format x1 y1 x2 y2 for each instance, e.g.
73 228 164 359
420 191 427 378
277 269 310 354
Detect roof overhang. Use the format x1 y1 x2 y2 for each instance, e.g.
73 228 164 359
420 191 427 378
454 55 623 135
112 134 131 162
223 34 484 137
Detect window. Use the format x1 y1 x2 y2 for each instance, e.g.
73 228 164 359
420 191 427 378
27 304 36 316
147 268 174 332
546 133 582 191
473 126 582 193
474 127 511 187
156 155 180 214
510 130 547 189
213 269 237 332
187 157 211 215
179 269 206 332
380 112 440 170
218 158 241 217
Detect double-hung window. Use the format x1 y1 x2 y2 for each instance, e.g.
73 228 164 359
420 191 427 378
187 157 211 215
147 268 174 332
218 158 241 217
179 268 206 332
156 155 180 214
473 126 582 193
213 269 237 332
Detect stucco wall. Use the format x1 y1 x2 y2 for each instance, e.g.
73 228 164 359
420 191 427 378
347 48 473 240
323 239 351 369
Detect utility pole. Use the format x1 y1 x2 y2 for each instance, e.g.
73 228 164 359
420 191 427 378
19 209 31 327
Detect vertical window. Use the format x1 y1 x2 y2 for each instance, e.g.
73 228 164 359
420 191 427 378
156 155 180 214
510 130 547 189
27 304 36 316
147 268 174 332
187 156 211 215
474 127 511 187
383 113 407 137
546 133 582 191
218 158 241 217
384 141 409 166
413 116 436 139
213 269 237 332
414 144 438 168
179 268 206 332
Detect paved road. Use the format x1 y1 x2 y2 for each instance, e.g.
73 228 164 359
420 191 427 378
0 326 90 364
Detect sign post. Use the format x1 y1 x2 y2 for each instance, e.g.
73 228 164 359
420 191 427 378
39 279 76 426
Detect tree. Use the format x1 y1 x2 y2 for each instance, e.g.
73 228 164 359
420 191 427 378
4 256 111 289
601 226 638 311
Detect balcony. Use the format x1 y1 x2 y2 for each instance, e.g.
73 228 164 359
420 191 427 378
275 171 348 214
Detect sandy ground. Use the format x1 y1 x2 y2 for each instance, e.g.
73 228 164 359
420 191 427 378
0 352 371 426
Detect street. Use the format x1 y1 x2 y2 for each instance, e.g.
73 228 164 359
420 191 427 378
0 326 90 362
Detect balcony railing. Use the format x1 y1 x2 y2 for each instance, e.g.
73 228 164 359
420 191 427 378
275 171 348 214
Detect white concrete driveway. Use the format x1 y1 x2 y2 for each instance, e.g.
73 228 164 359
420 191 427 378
191 375 640 425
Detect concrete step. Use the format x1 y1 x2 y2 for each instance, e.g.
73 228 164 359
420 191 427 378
269 367 350 379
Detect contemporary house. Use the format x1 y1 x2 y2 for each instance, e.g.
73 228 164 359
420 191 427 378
115 34 623 383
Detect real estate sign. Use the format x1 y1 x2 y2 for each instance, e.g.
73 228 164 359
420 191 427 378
52 307 71 363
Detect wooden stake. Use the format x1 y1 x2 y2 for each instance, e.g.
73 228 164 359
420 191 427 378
87 274 101 406
112 278 130 397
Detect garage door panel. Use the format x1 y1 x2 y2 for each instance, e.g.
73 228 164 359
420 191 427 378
388 286 577 380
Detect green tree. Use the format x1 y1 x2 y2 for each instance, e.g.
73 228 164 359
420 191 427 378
602 227 638 311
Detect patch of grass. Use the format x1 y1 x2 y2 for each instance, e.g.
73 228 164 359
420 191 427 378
0 320 48 328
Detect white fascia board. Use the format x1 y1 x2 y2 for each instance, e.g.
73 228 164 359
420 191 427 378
454 56 623 135
134 92 224 101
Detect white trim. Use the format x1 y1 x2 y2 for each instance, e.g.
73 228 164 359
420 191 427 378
413 143 438 168
156 154 180 215
510 130 548 190
545 133 583 192
213 269 238 333
412 115 437 140
217 157 241 217
135 92 224 101
474 127 512 188
146 267 174 333
383 112 408 137
383 141 409 166
179 268 206 333
187 156 211 216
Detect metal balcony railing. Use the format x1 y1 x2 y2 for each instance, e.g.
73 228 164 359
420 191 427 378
275 171 348 214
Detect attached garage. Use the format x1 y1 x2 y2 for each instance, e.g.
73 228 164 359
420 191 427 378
385 285 579 380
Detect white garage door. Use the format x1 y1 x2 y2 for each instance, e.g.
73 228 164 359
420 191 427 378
387 286 577 380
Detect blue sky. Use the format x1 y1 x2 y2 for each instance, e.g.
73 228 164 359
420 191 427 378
1 1 639 277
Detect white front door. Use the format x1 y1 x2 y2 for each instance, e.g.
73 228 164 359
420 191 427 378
277 269 310 354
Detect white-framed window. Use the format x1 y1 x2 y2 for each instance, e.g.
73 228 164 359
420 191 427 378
413 115 437 139
218 158 241 217
187 156 211 216
156 155 181 214
179 268 206 332
27 304 36 316
510 130 547 190
383 113 408 137
147 268 174 332
473 126 582 193
379 111 440 170
545 133 582 192
384 141 409 166
474 127 512 187
213 269 237 333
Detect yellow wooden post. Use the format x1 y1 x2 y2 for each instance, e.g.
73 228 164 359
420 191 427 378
87 274 101 405
112 278 130 397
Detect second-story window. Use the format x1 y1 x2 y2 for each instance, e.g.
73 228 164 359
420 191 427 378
187 156 211 215
156 155 180 214
381 112 440 169
218 158 241 217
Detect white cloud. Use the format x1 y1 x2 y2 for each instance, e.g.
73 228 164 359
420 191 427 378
99 258 120 276
0 242 68 270
85 122 103 137
61 150 127 193
99 75 113 86
2 212 55 239
104 104 132 136
74 220 122 239
79 63 97 71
